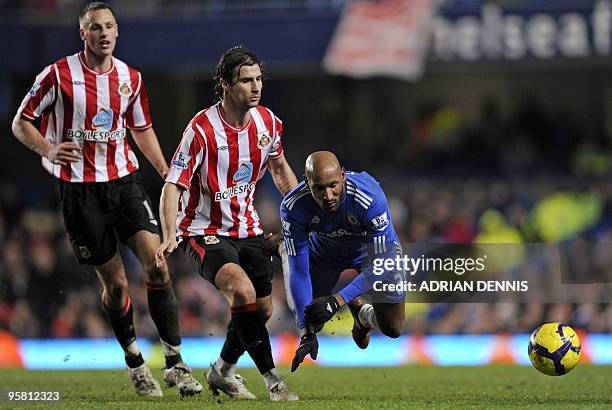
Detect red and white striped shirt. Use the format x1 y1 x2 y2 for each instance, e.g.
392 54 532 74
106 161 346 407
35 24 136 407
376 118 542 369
17 52 152 182
166 103 284 238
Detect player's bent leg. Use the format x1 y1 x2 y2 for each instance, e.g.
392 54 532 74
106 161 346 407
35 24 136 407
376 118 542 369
213 294 274 399
207 263 259 399
218 295 273 372
95 252 129 309
214 264 297 401
256 295 273 322
95 252 163 397
127 230 169 284
348 297 373 349
127 230 203 397
372 302 405 338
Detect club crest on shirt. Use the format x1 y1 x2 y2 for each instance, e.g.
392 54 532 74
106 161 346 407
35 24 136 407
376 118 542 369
92 108 113 130
257 130 271 150
171 152 191 170
204 236 220 245
118 81 132 97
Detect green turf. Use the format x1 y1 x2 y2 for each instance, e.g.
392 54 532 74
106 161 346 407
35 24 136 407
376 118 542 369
0 365 610 409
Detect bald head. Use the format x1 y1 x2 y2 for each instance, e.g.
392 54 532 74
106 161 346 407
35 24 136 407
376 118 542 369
305 151 345 212
305 151 341 179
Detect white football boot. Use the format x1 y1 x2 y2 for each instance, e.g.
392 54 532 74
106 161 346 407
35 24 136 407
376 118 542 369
205 363 257 400
269 379 299 402
128 363 163 397
163 362 203 397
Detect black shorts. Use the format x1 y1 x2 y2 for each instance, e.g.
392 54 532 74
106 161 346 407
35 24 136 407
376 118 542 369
59 172 159 266
181 234 273 298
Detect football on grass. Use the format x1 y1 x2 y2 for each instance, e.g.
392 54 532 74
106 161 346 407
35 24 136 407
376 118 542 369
528 323 581 376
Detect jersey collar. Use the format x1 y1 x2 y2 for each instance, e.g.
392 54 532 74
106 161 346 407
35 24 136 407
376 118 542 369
78 52 116 76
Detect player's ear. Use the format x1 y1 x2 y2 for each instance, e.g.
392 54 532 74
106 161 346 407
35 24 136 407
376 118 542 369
340 167 346 181
303 174 310 189
220 79 229 93
115 24 119 38
79 27 85 41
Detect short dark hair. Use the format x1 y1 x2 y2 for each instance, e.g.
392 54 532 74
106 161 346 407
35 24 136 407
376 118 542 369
79 2 117 26
213 46 264 101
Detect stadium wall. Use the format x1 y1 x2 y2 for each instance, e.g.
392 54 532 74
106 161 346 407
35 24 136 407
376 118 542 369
1 333 610 370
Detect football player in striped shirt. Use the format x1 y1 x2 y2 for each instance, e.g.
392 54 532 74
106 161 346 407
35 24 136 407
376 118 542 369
11 2 201 398
278 151 406 371
156 46 299 401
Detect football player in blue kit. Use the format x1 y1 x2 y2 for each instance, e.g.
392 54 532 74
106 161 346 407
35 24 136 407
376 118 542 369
276 151 406 371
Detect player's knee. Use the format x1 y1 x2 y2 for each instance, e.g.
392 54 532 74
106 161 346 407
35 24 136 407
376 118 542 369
144 260 170 284
104 278 128 303
228 282 256 306
379 320 404 339
258 304 273 322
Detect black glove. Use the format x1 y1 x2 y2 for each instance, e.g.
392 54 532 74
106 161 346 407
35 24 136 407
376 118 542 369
261 232 283 257
291 331 318 372
304 295 340 327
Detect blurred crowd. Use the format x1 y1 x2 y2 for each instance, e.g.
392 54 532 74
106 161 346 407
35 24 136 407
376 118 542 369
0 0 343 18
1 172 610 340
1 0 611 339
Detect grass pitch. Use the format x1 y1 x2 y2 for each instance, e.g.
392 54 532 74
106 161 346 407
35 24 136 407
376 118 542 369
0 365 610 409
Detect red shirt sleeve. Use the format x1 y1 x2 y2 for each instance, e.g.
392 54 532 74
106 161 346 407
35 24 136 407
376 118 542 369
269 114 284 159
165 123 206 189
126 72 153 130
18 64 57 120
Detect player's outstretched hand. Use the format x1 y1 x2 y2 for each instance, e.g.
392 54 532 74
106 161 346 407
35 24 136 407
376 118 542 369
155 238 178 268
46 142 82 166
261 232 283 257
305 295 340 327
291 332 318 372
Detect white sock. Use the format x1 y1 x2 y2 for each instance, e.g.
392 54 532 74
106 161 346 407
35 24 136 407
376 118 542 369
161 339 181 357
125 341 141 357
262 368 282 390
357 304 379 330
215 356 236 377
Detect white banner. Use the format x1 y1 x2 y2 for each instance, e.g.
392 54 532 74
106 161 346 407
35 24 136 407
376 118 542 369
323 0 438 81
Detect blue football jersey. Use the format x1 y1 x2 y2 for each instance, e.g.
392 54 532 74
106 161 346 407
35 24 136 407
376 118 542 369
280 171 401 328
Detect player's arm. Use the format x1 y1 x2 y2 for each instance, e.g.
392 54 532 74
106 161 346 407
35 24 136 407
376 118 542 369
12 64 81 165
126 74 168 179
130 127 169 179
280 201 320 371
266 113 297 195
12 117 81 166
155 181 184 267
280 204 312 331
268 154 298 196
154 122 205 267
